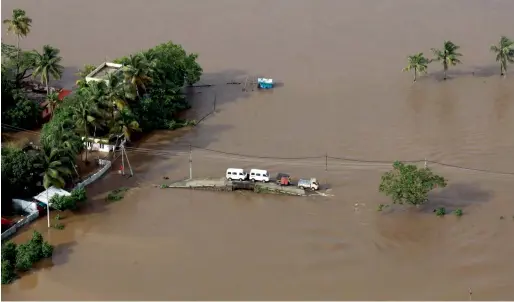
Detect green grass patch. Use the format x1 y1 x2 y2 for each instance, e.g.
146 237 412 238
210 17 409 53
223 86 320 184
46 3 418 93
106 187 130 202
52 223 65 230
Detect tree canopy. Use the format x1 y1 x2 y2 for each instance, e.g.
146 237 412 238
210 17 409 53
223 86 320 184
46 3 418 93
490 36 514 76
431 41 462 80
379 161 447 206
402 53 430 82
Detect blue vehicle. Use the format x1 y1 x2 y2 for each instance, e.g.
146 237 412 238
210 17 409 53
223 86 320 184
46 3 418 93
257 77 274 89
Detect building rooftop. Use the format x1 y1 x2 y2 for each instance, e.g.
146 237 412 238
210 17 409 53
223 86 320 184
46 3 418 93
85 62 122 84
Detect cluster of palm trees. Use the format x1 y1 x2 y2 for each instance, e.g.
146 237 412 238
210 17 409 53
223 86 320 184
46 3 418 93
403 37 514 82
3 8 165 197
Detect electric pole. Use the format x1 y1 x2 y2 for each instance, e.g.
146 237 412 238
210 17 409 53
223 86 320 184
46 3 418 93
189 144 193 180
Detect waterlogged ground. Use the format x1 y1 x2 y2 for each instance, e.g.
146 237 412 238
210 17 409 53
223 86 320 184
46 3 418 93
2 0 514 300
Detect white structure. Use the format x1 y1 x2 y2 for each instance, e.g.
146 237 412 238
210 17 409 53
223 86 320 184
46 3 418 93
249 169 270 182
83 137 116 153
33 186 71 208
12 199 39 213
85 62 122 85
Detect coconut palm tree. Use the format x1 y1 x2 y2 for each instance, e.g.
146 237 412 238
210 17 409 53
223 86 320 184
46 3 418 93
3 9 32 66
110 108 141 142
41 127 82 178
70 93 103 162
32 45 64 95
431 41 463 80
105 72 135 112
45 91 60 118
34 144 72 227
122 54 153 96
490 36 514 77
402 53 430 82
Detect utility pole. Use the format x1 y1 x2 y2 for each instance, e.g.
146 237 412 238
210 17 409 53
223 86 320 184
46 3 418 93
189 144 193 180
325 153 328 171
122 139 134 177
120 140 125 175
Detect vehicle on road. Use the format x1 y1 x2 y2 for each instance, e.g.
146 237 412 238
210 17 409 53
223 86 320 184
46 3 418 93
249 169 270 182
226 168 248 181
275 173 291 186
297 178 319 191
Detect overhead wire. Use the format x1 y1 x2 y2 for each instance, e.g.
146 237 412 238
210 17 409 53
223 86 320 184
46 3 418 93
2 122 514 176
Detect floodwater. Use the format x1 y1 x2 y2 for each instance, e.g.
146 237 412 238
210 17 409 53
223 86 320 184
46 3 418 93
2 0 514 300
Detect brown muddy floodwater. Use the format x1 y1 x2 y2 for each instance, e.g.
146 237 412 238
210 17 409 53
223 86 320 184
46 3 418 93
2 0 514 300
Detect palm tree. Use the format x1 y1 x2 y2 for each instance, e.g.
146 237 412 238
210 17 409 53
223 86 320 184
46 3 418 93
105 72 135 112
41 127 82 178
490 36 514 77
3 9 32 67
45 91 60 118
32 45 64 95
122 54 153 96
402 53 430 82
431 41 463 80
110 108 141 142
70 93 103 162
34 144 72 228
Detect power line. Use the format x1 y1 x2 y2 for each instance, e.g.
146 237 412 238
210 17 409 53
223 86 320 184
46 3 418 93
1 123 40 135
2 123 514 176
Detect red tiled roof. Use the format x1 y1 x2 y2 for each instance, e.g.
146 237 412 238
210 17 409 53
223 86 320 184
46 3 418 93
41 89 73 120
58 89 72 100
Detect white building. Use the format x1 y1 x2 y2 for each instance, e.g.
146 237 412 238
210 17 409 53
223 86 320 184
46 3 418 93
83 137 117 153
33 186 71 208
85 62 123 85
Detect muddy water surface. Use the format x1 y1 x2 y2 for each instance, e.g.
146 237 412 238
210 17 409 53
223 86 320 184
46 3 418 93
2 0 514 300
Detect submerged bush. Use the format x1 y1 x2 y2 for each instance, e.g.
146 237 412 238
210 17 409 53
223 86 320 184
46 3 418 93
435 207 446 217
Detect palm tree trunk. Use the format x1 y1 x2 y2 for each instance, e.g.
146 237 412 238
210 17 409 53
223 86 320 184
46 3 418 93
46 189 50 228
46 75 50 95
16 35 20 77
413 69 417 82
84 125 89 162
443 69 447 80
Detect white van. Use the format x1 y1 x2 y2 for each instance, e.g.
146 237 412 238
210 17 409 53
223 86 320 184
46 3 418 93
226 168 247 181
249 169 270 182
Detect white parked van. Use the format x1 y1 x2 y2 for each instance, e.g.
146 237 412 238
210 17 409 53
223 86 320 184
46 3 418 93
226 168 247 181
249 169 270 182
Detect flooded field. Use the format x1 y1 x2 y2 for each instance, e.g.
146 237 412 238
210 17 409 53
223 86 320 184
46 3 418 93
2 0 514 300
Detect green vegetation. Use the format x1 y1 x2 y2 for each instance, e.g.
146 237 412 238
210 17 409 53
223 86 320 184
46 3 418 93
490 36 514 76
106 187 130 202
405 37 514 81
53 223 65 230
1 145 43 214
454 208 463 217
431 41 463 80
50 187 87 211
32 45 64 95
2 9 202 215
1 231 54 284
402 53 430 82
435 207 446 217
379 161 447 206
377 203 390 212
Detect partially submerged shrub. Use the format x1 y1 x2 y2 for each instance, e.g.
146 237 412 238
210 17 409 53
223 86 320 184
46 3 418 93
454 208 463 217
106 187 129 202
51 187 87 211
435 207 446 217
2 260 16 284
